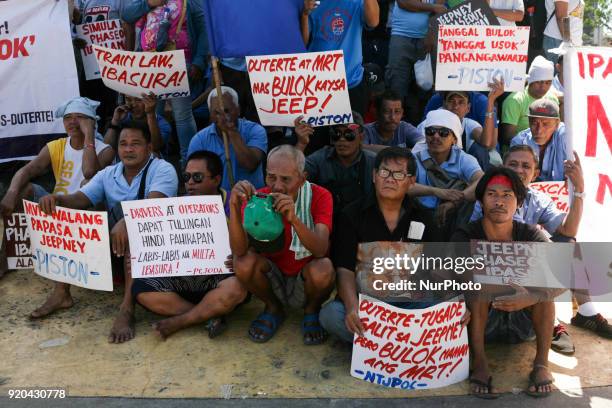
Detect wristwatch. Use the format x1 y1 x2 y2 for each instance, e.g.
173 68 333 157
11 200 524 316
573 191 585 199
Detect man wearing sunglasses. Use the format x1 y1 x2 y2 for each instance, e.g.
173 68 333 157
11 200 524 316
408 109 484 240
295 111 376 219
132 150 248 340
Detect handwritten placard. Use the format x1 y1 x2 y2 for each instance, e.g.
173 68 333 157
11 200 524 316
122 196 231 278
435 25 529 92
3 213 32 269
246 51 353 127
76 19 126 80
23 200 112 291
529 181 570 213
350 295 469 390
93 45 190 99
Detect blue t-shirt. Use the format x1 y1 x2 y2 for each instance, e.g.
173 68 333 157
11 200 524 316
413 145 482 209
424 92 498 128
80 156 178 209
187 118 267 191
308 0 365 89
510 123 569 182
363 121 423 148
390 1 431 39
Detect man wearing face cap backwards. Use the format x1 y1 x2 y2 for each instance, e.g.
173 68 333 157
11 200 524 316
0 97 114 284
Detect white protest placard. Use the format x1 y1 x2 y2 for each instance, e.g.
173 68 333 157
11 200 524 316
76 19 126 80
0 0 79 162
350 295 469 390
246 51 353 127
565 47 612 242
122 196 231 278
22 200 113 291
93 45 190 100
529 181 570 214
435 25 529 92
3 213 32 269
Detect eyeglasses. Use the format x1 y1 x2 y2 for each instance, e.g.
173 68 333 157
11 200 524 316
331 127 359 142
425 127 453 138
376 168 412 181
182 172 212 183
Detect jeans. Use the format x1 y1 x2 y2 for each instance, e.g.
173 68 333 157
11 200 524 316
157 96 197 165
543 35 563 64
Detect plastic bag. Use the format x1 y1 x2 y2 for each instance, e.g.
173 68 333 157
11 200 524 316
415 53 433 91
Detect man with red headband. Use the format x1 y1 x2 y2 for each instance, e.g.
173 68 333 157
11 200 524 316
452 167 558 399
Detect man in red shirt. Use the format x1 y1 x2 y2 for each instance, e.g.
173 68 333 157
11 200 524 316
229 145 335 345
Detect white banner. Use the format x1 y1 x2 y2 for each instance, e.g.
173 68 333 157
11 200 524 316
122 196 232 278
76 19 125 80
565 47 612 242
93 45 190 100
435 25 529 92
23 200 113 291
246 51 353 127
0 0 79 162
350 295 469 390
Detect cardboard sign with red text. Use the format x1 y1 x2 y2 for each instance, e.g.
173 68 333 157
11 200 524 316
246 51 352 127
93 45 190 99
22 200 112 291
565 47 612 242
529 181 570 214
435 25 529 92
350 295 469 390
122 196 231 278
3 213 32 269
76 19 126 80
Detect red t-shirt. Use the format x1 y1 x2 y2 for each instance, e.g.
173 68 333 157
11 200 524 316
241 184 333 276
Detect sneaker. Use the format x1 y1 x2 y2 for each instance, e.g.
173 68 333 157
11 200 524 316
551 324 575 355
571 313 612 339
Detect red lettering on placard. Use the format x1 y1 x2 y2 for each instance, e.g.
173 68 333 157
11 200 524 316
596 174 612 204
585 95 612 158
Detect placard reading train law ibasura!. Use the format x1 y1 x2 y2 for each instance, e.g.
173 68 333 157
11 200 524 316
22 200 113 291
122 196 232 278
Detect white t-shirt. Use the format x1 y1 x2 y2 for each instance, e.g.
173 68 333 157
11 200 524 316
53 138 110 195
489 0 525 26
544 0 584 45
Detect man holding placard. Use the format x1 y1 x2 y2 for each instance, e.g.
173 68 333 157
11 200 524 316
230 145 335 345
131 150 247 339
38 121 178 343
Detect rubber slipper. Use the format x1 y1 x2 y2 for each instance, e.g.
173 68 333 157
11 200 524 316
525 365 553 398
248 312 283 343
302 313 327 346
469 376 500 399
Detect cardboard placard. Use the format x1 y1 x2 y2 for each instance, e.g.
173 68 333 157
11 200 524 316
3 213 32 269
76 19 126 80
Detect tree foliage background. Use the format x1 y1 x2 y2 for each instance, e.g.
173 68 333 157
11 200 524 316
583 0 612 44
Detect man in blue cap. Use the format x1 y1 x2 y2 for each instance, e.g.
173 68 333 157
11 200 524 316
0 97 115 279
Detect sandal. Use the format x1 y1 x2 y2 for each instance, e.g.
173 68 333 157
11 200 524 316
248 312 283 343
206 317 227 339
302 313 327 346
525 364 554 398
469 376 500 399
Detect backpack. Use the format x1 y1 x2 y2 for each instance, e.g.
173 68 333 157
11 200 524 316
135 0 187 52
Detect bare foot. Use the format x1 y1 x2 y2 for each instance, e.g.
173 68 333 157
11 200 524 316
527 364 554 397
30 290 74 319
469 362 498 398
152 316 189 341
108 309 135 344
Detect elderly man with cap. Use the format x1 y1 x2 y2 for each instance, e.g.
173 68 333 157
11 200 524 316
229 145 335 345
0 97 114 278
452 166 559 398
510 99 568 182
501 56 560 144
294 112 376 219
188 86 267 191
409 109 484 240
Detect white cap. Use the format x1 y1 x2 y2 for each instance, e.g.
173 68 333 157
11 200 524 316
424 109 463 145
527 56 554 84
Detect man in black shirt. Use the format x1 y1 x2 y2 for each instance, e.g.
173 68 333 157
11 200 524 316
320 147 432 342
451 167 556 399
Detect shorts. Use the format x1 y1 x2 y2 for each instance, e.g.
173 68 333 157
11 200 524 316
485 308 535 344
265 259 305 309
31 183 50 201
132 274 232 305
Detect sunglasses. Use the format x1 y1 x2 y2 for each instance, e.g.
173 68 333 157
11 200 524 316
182 172 212 183
377 168 412 181
425 127 453 138
331 124 360 142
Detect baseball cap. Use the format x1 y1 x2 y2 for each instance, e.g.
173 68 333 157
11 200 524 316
444 91 469 102
528 99 560 119
243 193 285 253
